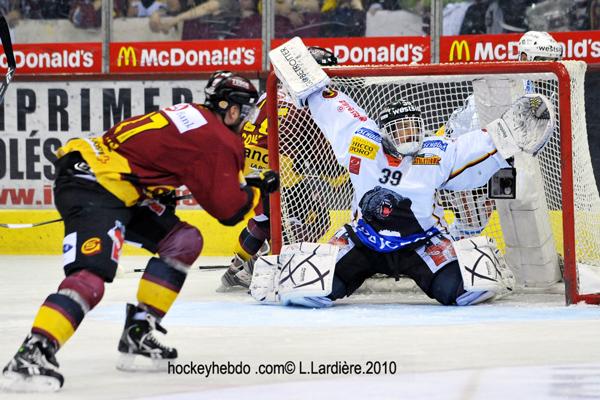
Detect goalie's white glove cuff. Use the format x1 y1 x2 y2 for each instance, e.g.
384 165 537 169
486 118 521 159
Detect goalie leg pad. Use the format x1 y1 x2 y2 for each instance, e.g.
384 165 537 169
453 236 515 301
250 243 338 306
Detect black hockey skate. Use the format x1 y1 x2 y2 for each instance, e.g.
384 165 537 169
1 334 63 392
116 303 177 372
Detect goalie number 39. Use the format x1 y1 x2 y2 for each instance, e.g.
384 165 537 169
379 168 402 186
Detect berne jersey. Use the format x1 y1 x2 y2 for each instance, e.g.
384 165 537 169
56 103 258 224
306 88 509 252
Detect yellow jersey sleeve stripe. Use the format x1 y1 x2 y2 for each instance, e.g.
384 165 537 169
448 149 497 180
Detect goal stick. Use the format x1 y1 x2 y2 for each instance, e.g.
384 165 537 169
0 14 15 104
0 194 195 229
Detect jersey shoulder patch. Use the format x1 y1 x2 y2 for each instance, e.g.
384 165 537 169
162 103 208 133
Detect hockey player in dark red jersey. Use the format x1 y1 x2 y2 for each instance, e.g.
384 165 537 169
219 47 341 290
2 73 277 392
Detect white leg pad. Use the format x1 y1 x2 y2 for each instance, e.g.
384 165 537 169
453 236 515 300
269 37 331 108
250 243 338 305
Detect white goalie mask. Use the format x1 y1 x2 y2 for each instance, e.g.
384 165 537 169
518 31 563 61
378 100 424 157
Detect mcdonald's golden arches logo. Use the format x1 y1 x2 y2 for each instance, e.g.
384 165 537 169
449 40 471 62
117 46 137 67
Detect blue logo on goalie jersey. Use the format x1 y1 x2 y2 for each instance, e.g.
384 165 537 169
355 128 382 143
422 140 448 152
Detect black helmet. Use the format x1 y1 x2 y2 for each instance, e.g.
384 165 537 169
378 100 421 126
204 70 234 99
307 46 338 66
378 100 424 157
204 73 259 121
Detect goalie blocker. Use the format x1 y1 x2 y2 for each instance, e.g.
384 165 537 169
269 37 331 108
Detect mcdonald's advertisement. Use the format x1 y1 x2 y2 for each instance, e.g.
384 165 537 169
441 31 600 64
0 42 102 74
110 39 263 73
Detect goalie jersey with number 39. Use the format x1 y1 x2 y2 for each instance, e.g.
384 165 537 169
306 88 510 246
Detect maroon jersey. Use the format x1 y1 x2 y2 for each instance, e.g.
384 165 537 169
57 103 256 224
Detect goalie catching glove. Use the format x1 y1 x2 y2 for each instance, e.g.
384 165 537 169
485 93 555 159
245 169 280 195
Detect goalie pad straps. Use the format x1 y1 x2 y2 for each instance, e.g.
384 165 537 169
269 37 331 108
453 236 515 302
250 243 338 306
485 94 555 159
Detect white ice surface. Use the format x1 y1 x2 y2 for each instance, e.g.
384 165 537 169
1 256 600 400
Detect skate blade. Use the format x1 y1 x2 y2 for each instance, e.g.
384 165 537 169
1 371 61 392
116 353 171 372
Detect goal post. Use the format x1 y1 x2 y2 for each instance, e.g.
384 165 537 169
266 61 600 306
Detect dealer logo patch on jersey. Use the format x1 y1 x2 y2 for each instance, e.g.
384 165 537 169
349 156 361 174
322 89 338 98
163 103 208 133
349 136 379 160
108 221 125 263
355 127 382 143
422 140 448 152
81 237 102 255
63 232 77 266
412 154 441 165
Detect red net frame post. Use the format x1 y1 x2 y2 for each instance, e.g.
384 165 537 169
267 62 600 306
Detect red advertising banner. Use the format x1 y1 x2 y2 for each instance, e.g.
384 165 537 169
441 30 600 64
272 36 431 65
110 39 262 73
0 42 102 74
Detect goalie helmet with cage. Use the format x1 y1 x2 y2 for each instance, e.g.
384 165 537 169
518 31 563 61
204 73 259 123
378 100 425 157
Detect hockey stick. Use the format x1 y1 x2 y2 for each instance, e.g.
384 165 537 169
0 194 196 229
0 218 64 229
0 14 15 104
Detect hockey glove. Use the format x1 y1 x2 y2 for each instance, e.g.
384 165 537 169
245 170 280 195
485 94 555 159
154 190 179 207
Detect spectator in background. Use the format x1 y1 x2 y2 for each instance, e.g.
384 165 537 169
592 0 600 30
231 0 261 37
230 0 298 38
486 0 540 34
128 0 167 17
287 0 322 37
320 0 366 37
6 0 71 25
459 0 489 34
70 0 101 28
149 0 239 39
0 0 21 28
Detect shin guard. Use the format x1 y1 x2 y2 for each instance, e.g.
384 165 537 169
137 257 187 318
